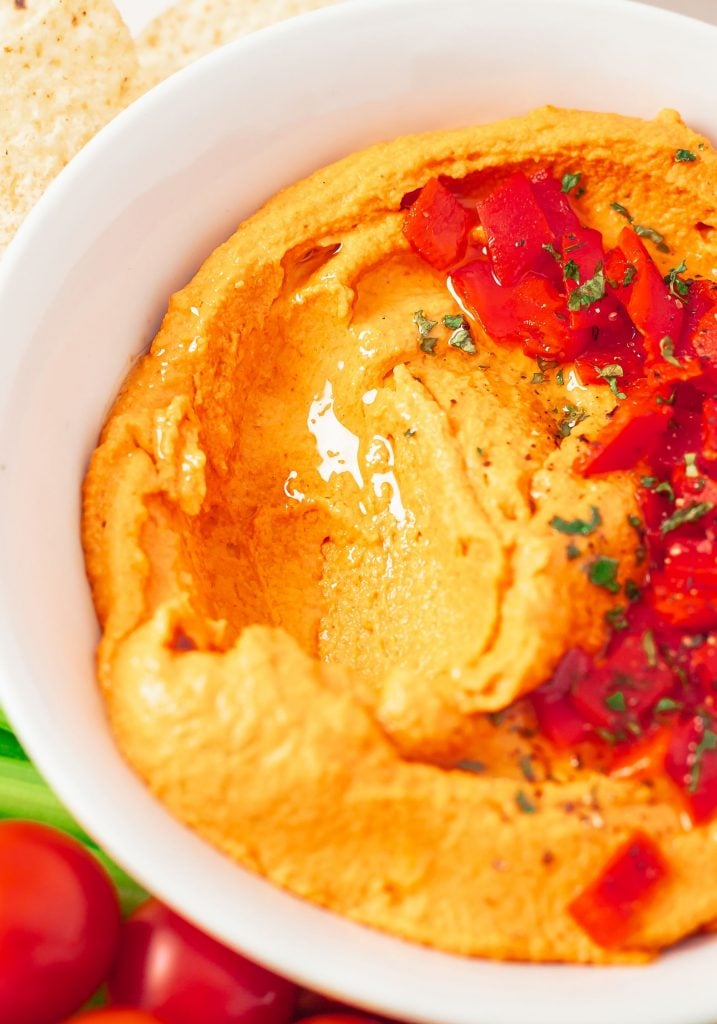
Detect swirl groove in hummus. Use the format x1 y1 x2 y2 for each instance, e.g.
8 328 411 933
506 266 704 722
83 107 717 963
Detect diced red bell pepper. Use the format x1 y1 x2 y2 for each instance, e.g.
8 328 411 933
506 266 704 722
651 538 717 630
570 633 674 731
569 832 669 948
665 712 717 822
402 178 472 270
677 279 717 380
562 228 632 353
703 396 717 460
575 324 646 388
530 648 592 748
476 171 554 285
604 246 637 301
530 168 581 238
574 385 673 476
688 639 717 695
450 259 581 361
618 227 685 362
610 727 672 781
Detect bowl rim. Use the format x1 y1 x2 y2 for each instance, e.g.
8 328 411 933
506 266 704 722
3 1 717 1022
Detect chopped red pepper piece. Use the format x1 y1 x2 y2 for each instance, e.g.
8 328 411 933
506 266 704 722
530 648 592 748
530 168 581 239
688 639 717 695
402 178 472 270
665 712 717 822
618 227 685 362
569 832 669 948
476 172 554 285
450 259 580 361
610 727 672 780
575 385 673 476
677 279 717 380
651 538 717 630
703 396 717 460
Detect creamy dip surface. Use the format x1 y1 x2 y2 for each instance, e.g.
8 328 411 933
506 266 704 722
83 107 717 963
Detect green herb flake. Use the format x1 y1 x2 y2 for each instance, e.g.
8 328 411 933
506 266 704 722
689 716 717 793
567 263 605 311
567 542 581 561
413 309 437 337
623 264 638 286
634 223 670 253
660 500 715 535
605 691 627 713
515 789 538 814
448 326 478 354
675 148 697 163
610 201 633 222
625 579 642 603
684 452 700 479
550 506 602 536
655 697 682 715
476 446 485 457
555 368 565 386
420 337 438 355
457 758 487 774
563 259 580 282
642 629 658 667
659 335 683 368
559 405 589 438
519 755 536 782
443 313 466 330
588 556 621 594
532 371 546 385
404 428 416 438
641 475 659 489
628 514 643 531
605 605 629 631
664 259 691 298
542 242 562 263
597 363 626 400
654 480 676 501
561 171 583 194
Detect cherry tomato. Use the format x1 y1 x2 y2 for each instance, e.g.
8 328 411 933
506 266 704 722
107 899 298 1024
64 1012 163 1023
0 820 120 1024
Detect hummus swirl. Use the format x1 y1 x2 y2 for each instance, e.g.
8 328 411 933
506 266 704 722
83 107 717 962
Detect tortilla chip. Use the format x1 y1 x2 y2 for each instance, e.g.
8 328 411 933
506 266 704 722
0 0 138 257
137 0 343 90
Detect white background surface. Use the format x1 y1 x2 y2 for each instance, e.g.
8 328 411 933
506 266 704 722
115 0 717 36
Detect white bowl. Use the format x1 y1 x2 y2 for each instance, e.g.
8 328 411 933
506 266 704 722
1 1 717 1022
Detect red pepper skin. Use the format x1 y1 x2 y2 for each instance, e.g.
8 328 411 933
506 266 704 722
677 279 717 379
529 169 580 239
569 833 669 948
476 172 554 285
450 259 580 360
688 640 717 696
402 178 471 270
665 713 717 823
574 386 673 476
570 634 674 732
651 538 717 631
530 648 592 748
618 228 685 361
703 396 717 460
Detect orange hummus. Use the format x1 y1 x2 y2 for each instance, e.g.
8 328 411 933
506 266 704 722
83 107 717 963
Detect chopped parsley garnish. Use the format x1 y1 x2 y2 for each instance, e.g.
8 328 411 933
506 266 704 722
561 171 583 194
675 149 697 163
634 224 670 253
448 326 477 354
597 363 626 399
567 542 581 561
654 697 682 714
610 201 632 220
605 691 627 713
628 514 643 531
625 579 642 603
542 242 562 262
404 428 416 438
555 368 565 386
549 506 602 536
641 476 675 501
532 371 546 385
622 264 638 286
684 452 700 478
564 259 580 282
689 715 717 793
558 405 588 438
457 758 487 774
660 500 714 535
519 755 536 782
414 309 438 353
515 789 537 814
664 260 691 297
659 335 683 368
605 605 629 631
642 629 658 667
443 313 466 330
567 262 605 311
588 556 621 593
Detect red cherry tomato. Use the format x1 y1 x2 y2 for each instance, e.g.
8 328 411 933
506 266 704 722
108 899 298 1024
64 1012 163 1023
0 820 120 1024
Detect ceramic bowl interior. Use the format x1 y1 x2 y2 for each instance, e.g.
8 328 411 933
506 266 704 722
1 2 717 1022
